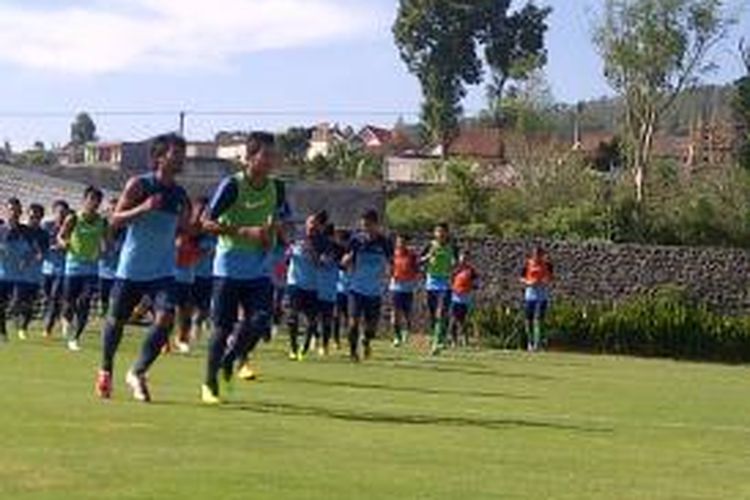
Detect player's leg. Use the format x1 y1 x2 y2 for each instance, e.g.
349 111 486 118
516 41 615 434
301 290 319 358
362 295 381 360
319 300 334 354
0 282 11 341
43 276 63 338
97 280 143 398
203 278 239 400
229 278 272 381
128 279 177 402
348 293 363 362
62 276 83 349
524 299 537 351
13 283 36 340
391 292 403 346
71 276 96 345
286 286 302 359
426 290 438 333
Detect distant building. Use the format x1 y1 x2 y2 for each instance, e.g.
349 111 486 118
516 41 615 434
82 141 150 171
307 123 350 160
358 125 393 155
186 141 217 159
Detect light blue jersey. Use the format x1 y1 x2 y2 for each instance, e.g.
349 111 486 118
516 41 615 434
99 228 124 280
0 224 34 283
116 173 188 282
317 247 341 303
41 220 64 277
286 239 319 292
348 232 393 298
195 235 217 279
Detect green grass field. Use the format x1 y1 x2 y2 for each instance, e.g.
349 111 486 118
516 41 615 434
1 327 750 500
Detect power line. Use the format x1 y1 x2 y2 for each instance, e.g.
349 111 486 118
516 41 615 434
0 109 426 119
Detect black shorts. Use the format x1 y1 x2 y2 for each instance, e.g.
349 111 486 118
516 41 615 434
392 291 414 316
349 292 381 325
109 278 178 322
287 286 319 317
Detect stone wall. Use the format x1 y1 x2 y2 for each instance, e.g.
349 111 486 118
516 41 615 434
445 238 750 314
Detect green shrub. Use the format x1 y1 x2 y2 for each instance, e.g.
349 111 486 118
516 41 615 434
476 287 750 363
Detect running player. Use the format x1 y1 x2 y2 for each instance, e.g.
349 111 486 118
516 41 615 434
316 222 343 356
97 133 191 402
58 186 106 352
99 197 124 317
389 234 420 347
286 214 323 360
420 223 458 354
172 201 203 354
0 198 35 343
41 200 70 339
521 246 554 352
342 209 392 362
448 249 480 349
332 229 351 351
190 197 215 342
14 203 48 340
201 131 290 404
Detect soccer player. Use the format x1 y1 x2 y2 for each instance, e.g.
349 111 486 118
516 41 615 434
389 234 420 347
342 209 392 362
99 197 124 317
316 222 343 356
14 203 49 340
420 223 458 353
58 186 106 352
0 198 35 343
190 198 215 342
268 221 291 340
97 133 191 402
201 131 290 404
41 200 70 339
332 229 351 351
521 246 554 352
286 214 323 360
448 249 480 349
172 202 203 354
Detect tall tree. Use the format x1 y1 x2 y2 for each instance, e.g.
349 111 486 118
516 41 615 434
70 112 97 145
393 1 484 153
736 39 750 170
593 0 730 204
482 1 552 125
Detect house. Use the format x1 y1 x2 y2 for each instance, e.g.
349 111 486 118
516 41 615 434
385 127 508 185
216 132 250 164
82 141 150 170
358 125 393 154
306 123 350 160
186 141 217 159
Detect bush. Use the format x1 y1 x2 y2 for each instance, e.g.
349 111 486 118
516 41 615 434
475 287 750 363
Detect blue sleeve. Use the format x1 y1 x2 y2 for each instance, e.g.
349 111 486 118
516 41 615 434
208 177 239 221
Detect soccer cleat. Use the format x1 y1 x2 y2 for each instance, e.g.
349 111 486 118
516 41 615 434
174 340 191 355
237 363 257 381
316 346 325 357
125 370 151 403
288 350 299 361
42 330 53 340
17 330 27 341
201 384 221 405
392 337 401 348
67 339 81 352
96 370 113 399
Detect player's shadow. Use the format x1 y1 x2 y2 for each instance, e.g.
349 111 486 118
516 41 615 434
229 401 612 434
381 362 558 381
268 374 537 400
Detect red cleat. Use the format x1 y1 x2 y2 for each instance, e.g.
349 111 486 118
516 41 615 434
96 370 113 399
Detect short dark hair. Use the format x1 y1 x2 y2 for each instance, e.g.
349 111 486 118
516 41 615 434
246 131 275 157
314 210 329 227
361 209 379 224
322 222 335 237
150 133 186 162
29 204 45 217
7 197 21 208
436 222 449 232
84 185 104 202
52 199 69 212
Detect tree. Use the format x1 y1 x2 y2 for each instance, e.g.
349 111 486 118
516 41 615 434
70 112 97 145
593 0 730 204
735 39 750 170
277 127 310 167
393 1 484 153
482 2 552 125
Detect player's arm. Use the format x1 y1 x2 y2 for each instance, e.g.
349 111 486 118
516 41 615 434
177 195 194 235
111 179 158 229
56 214 77 250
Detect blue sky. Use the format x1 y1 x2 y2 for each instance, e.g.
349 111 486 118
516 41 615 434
0 0 747 148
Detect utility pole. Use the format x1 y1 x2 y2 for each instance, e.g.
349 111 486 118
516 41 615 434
179 111 186 137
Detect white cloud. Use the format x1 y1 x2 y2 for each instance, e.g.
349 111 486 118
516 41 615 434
0 0 382 75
